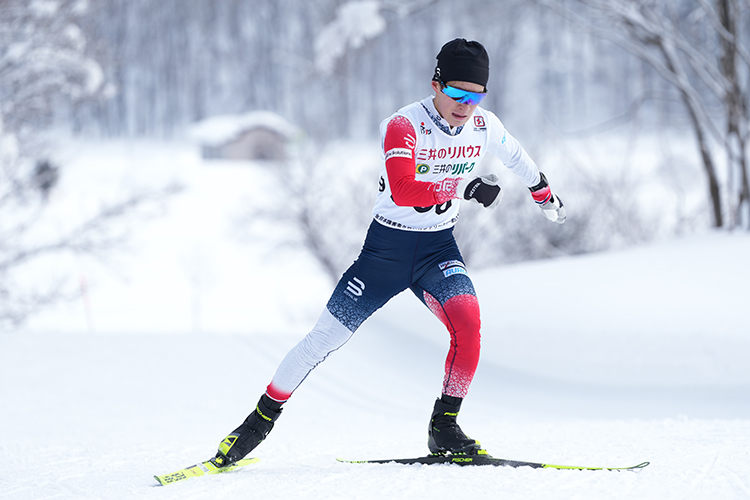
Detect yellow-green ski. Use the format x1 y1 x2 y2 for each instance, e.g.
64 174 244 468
154 457 259 486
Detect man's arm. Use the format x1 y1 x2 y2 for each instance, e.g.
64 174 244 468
383 116 460 207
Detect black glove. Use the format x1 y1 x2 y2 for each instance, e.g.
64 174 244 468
457 174 503 209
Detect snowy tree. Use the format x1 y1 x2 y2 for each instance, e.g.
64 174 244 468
0 0 110 135
314 1 387 76
0 0 178 330
539 0 750 229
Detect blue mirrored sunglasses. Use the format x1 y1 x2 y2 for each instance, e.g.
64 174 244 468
440 84 487 105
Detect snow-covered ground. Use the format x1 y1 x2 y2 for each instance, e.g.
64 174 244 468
3 140 750 499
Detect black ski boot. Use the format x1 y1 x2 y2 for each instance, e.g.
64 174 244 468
214 394 282 466
427 395 481 455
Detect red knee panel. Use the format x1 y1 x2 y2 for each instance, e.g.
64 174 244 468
424 292 481 398
265 383 292 403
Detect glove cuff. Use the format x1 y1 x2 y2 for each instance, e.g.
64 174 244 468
529 172 552 204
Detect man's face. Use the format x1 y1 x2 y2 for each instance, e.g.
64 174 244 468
431 80 485 128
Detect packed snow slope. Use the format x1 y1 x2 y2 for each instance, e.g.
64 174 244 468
3 140 750 499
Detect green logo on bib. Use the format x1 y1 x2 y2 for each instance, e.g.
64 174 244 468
416 164 430 175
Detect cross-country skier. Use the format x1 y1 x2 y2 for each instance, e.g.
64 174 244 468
213 38 566 466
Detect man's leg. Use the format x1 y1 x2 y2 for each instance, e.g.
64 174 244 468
217 222 411 464
413 260 481 399
412 259 482 454
215 308 354 465
265 307 355 402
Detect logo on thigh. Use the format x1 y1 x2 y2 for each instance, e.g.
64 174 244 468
438 260 467 278
345 277 365 299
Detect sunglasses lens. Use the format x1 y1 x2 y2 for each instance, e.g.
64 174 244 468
441 85 487 105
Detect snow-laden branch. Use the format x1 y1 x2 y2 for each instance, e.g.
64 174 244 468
313 0 441 75
314 1 387 75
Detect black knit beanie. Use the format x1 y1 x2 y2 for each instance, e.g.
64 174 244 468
433 38 490 88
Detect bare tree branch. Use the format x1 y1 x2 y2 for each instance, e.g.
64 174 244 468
539 0 750 228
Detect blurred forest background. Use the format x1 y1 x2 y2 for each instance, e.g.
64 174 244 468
2 0 750 328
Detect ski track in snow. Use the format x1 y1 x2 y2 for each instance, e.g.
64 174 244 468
3 140 750 499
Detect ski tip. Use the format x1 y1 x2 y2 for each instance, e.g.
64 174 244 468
154 456 260 486
605 461 650 471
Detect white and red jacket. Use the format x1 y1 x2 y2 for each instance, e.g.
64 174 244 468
372 96 542 231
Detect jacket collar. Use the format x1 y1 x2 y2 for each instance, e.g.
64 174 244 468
421 96 464 136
